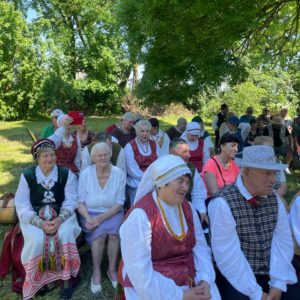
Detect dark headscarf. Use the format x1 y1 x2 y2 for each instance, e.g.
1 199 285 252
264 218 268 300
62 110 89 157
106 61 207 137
31 139 55 162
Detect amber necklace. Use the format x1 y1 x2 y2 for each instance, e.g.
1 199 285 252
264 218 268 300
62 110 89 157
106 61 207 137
157 197 185 241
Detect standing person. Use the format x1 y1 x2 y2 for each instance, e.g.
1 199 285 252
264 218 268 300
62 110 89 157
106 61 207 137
280 107 293 133
77 142 126 294
81 131 126 173
120 155 221 300
202 134 240 198
263 116 293 175
111 112 136 147
40 108 64 138
169 138 208 223
257 108 272 125
208 145 297 300
49 115 81 174
124 120 161 205
239 107 255 124
74 118 95 148
212 103 229 147
293 107 300 126
165 117 187 141
14 139 81 300
149 117 170 155
181 122 211 173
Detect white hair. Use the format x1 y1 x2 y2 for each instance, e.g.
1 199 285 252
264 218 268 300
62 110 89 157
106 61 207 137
135 119 151 132
90 142 112 158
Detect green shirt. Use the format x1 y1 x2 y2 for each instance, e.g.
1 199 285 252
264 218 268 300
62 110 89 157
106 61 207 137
40 124 54 138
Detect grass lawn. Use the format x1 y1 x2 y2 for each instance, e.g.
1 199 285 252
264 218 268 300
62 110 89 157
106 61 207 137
0 115 299 299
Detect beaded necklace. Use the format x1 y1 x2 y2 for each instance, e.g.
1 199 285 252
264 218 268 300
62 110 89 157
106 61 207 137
157 197 185 241
136 137 149 154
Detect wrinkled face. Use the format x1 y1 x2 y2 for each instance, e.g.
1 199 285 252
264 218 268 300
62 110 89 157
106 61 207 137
171 143 190 163
243 168 276 196
38 148 56 170
92 148 111 167
187 133 198 142
177 121 187 132
137 125 150 143
221 142 238 159
151 126 158 135
122 119 134 131
158 175 190 205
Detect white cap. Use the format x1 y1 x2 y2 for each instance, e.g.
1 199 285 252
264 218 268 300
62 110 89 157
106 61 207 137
50 108 64 118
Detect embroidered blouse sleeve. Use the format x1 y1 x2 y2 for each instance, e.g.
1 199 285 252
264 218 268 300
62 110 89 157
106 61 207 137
289 195 300 247
191 171 207 213
269 197 297 291
120 208 184 300
208 197 263 300
14 174 36 223
61 170 78 213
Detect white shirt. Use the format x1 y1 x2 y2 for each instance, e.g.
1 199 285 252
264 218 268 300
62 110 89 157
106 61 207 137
48 127 81 171
208 174 297 300
15 165 78 223
120 191 221 300
191 170 207 214
289 195 300 247
124 138 161 188
78 165 126 212
80 144 126 174
150 129 170 156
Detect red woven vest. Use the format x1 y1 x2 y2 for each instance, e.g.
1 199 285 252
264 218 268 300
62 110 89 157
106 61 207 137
123 192 196 287
130 139 157 172
189 138 204 173
56 134 79 173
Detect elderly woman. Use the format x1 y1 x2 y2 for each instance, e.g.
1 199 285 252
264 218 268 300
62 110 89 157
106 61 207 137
49 114 81 174
202 134 240 198
77 142 126 294
14 139 81 300
120 155 221 299
124 119 161 205
180 122 211 173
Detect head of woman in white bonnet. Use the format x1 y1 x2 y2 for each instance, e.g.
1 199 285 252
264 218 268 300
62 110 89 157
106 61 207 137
134 154 191 206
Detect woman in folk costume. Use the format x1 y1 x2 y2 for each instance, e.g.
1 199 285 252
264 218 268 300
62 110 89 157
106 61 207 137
14 139 81 300
120 155 221 300
180 122 211 173
49 114 81 174
149 117 170 155
124 119 161 206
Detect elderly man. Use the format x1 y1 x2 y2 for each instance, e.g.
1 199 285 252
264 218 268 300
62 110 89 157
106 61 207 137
111 112 136 147
165 117 187 141
208 145 297 300
40 108 64 138
169 138 208 223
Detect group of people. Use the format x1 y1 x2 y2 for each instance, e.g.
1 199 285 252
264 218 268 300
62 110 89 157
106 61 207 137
11 106 300 299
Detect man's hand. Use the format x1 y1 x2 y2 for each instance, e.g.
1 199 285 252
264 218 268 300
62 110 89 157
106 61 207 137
267 287 282 300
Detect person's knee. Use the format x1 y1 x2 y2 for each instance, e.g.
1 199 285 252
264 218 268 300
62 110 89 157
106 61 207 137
108 234 119 242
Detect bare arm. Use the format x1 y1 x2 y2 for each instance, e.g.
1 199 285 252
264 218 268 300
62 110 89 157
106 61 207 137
203 172 219 196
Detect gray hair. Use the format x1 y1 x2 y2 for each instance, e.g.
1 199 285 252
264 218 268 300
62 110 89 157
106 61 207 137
169 138 188 151
95 131 112 142
90 142 112 158
177 117 187 126
135 119 151 132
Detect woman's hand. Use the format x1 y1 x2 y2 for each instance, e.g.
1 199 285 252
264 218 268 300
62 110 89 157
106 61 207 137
41 217 61 235
62 116 73 127
183 285 211 300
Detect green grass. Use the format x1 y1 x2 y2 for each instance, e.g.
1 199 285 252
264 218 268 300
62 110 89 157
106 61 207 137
0 115 299 299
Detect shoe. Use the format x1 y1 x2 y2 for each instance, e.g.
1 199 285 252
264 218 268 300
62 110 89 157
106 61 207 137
107 271 118 289
285 167 292 175
90 277 102 294
59 287 73 299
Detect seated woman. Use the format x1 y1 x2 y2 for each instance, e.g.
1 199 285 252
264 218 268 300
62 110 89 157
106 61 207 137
120 155 221 299
14 139 81 300
74 118 95 148
202 134 240 198
149 117 170 155
124 119 161 205
49 114 81 174
181 122 211 173
77 142 126 294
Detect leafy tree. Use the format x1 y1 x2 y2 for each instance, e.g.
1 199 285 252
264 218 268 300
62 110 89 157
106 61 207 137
117 0 300 104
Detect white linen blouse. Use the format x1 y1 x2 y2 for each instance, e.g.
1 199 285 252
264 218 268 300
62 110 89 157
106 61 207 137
15 165 78 223
289 195 300 247
78 165 126 213
120 191 221 300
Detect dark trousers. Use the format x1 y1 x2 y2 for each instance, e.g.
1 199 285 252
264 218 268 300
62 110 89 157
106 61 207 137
216 269 300 300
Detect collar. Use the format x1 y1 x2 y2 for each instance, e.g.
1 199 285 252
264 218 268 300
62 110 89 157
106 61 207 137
36 165 58 187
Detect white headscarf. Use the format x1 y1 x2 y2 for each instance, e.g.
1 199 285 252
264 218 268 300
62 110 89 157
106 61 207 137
57 114 69 128
180 122 201 140
134 154 191 204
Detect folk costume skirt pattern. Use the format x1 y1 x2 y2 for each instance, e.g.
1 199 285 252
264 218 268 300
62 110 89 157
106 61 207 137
20 214 81 300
